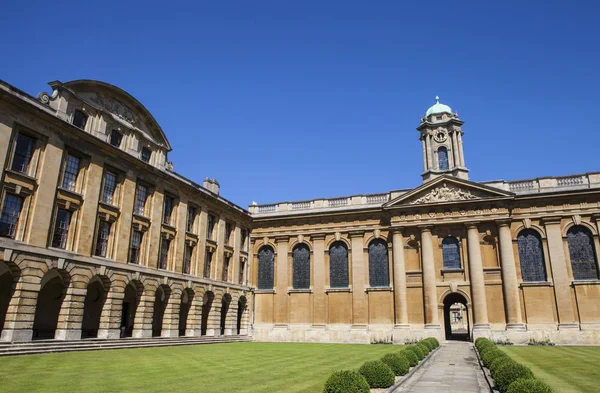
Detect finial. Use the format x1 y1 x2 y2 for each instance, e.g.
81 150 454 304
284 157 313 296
435 95 440 104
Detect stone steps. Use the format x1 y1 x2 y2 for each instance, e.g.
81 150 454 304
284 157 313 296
0 335 252 356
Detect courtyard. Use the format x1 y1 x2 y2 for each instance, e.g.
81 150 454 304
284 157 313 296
0 342 398 393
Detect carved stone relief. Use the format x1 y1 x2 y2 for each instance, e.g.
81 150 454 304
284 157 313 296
409 183 479 205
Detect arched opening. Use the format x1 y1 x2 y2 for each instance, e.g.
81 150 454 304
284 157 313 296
443 292 470 341
257 246 275 289
151 286 170 337
33 270 67 339
0 262 16 336
329 242 349 288
81 278 107 338
220 294 232 335
236 296 247 334
368 239 389 287
120 282 139 338
568 225 599 280
201 291 214 336
178 289 193 337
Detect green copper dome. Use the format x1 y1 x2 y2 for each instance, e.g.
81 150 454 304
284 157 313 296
425 96 453 116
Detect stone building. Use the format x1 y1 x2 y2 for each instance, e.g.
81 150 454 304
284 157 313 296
249 97 600 345
0 80 251 342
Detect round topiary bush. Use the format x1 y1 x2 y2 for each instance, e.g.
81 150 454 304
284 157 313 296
506 378 553 393
494 362 535 393
381 352 410 376
475 337 492 349
400 349 418 366
424 337 439 349
323 370 370 393
420 339 434 351
359 360 396 389
416 343 430 356
482 347 509 368
489 356 517 378
405 345 425 361
477 340 497 357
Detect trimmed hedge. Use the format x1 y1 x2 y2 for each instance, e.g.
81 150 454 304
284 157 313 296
482 347 509 368
400 349 418 367
405 345 425 361
420 339 434 351
424 337 440 349
506 378 553 393
323 370 370 393
359 360 395 389
415 343 430 356
381 353 410 376
477 340 496 356
490 357 517 378
494 362 534 393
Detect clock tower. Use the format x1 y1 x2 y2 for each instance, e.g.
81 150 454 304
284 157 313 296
417 96 468 183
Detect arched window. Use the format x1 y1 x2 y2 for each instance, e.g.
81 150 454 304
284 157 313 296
442 237 461 269
567 226 599 280
517 229 547 282
329 242 349 288
257 246 274 289
438 147 449 170
369 239 389 287
292 244 310 289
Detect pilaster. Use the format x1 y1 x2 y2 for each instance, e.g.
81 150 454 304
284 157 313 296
312 234 326 326
497 220 525 329
465 222 490 331
419 225 439 328
349 231 367 327
274 236 289 325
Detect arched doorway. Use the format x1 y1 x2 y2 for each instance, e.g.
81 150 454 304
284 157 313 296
178 289 193 337
201 291 214 336
236 296 247 335
33 270 67 339
220 294 231 336
120 282 140 338
152 286 170 337
0 262 17 336
81 277 107 338
443 292 470 341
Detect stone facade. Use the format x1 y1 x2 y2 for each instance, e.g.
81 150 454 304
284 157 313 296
249 99 600 345
0 80 251 342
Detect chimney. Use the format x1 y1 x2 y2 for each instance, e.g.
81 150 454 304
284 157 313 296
203 178 220 195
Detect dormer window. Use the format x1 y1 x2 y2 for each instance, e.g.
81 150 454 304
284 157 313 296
109 130 123 148
73 110 88 129
141 147 151 163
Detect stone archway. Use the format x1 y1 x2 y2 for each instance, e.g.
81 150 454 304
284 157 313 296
0 262 17 336
152 285 170 337
220 293 232 336
178 288 194 337
81 277 108 338
201 291 215 336
236 296 247 335
33 270 68 339
443 292 470 341
120 282 140 338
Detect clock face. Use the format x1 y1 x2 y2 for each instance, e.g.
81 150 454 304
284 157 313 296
434 130 447 143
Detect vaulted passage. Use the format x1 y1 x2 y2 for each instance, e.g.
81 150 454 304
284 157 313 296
220 294 231 335
33 271 66 339
120 283 139 338
443 292 470 341
152 286 169 337
81 278 107 338
236 296 247 334
178 289 193 337
201 291 214 336
0 263 15 336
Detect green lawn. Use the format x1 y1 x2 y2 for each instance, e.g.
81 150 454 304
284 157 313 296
0 342 400 393
500 346 600 393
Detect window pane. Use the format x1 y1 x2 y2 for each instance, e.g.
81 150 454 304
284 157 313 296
442 237 461 269
0 194 24 238
51 209 71 249
568 226 599 280
257 247 274 289
438 147 449 170
73 110 88 129
204 251 212 278
225 223 232 245
329 242 349 288
102 171 118 205
130 230 143 264
141 147 151 163
239 261 245 284
95 221 111 257
292 244 310 289
11 134 34 174
109 130 122 147
135 185 149 216
207 215 215 240
517 230 547 282
61 155 80 191
163 196 173 224
222 256 230 281
187 207 196 232
159 238 170 269
369 239 389 287
183 244 193 274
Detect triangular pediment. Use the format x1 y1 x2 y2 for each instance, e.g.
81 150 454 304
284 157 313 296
383 176 514 208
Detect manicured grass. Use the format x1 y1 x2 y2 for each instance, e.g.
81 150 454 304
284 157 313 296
0 342 401 393
500 346 600 393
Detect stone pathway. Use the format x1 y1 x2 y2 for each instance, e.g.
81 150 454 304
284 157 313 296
394 341 488 393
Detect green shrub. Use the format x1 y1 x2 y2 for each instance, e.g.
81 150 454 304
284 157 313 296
405 345 425 360
482 348 509 368
506 378 553 393
359 360 396 389
416 343 430 356
477 341 497 357
494 363 534 393
381 353 410 376
489 357 517 378
419 339 434 351
323 370 370 393
475 337 493 349
425 337 440 348
400 349 418 366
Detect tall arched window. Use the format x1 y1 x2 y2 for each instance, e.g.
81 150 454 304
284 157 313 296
329 242 349 288
517 229 547 282
369 239 389 287
292 244 310 289
438 147 449 170
442 237 461 269
567 226 599 280
257 246 274 289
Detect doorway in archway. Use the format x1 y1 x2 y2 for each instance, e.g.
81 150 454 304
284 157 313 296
443 292 470 341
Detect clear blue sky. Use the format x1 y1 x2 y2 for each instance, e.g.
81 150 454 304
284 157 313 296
2 1 599 208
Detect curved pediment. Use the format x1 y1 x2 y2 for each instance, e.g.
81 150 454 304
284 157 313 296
57 80 171 150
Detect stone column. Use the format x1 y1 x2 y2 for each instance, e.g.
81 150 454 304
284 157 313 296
274 236 289 325
55 285 86 340
97 285 125 339
312 234 326 326
350 231 367 327
161 290 181 338
543 217 578 328
132 287 155 338
452 131 460 167
421 139 428 171
420 226 439 328
457 132 465 166
466 223 490 331
425 135 433 169
497 221 525 329
392 229 410 342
